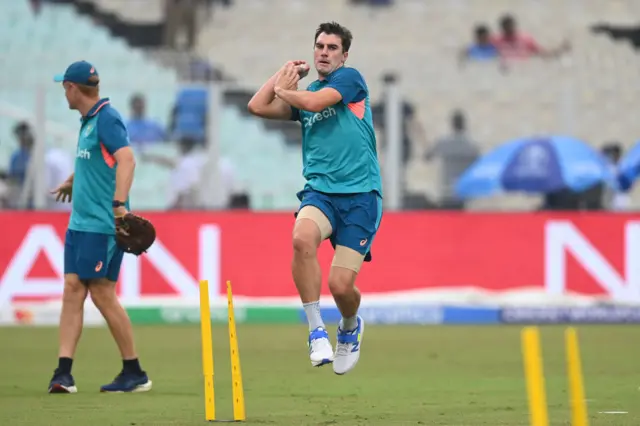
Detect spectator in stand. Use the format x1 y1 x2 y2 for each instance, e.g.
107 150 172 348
371 73 427 168
424 110 480 210
141 136 239 209
169 87 208 144
492 14 570 60
164 0 199 50
460 25 499 64
7 121 73 210
0 170 9 209
8 122 34 187
601 142 630 211
125 94 166 147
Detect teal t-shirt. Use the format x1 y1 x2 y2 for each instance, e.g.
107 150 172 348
68 98 130 235
291 66 383 196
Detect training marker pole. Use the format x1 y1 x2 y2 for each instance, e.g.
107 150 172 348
200 280 215 421
227 280 246 421
565 328 589 426
522 327 549 426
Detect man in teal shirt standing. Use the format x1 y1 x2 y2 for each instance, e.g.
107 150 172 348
248 22 383 375
48 61 152 393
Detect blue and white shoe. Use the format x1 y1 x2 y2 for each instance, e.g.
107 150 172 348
333 316 364 375
308 326 334 367
100 371 152 393
48 369 78 394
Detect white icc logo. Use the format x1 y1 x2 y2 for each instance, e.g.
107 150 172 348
514 144 548 177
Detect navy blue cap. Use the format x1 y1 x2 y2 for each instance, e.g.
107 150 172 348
53 61 100 86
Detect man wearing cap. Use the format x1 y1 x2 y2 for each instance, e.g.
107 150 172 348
48 61 152 394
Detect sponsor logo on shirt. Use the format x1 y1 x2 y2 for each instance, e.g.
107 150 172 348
76 148 91 160
303 107 336 128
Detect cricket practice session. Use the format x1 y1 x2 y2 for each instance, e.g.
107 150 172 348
3 0 640 425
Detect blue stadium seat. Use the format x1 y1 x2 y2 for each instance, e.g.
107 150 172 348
172 87 208 141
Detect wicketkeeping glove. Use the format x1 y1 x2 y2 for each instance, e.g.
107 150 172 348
115 212 156 255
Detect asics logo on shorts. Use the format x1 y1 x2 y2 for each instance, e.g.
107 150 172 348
303 107 336 128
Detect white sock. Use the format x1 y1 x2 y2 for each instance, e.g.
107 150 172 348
303 301 325 331
341 315 358 331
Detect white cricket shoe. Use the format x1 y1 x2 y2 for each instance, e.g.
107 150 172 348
308 327 334 367
333 316 364 375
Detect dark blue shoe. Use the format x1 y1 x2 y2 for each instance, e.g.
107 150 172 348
100 370 152 393
48 369 77 394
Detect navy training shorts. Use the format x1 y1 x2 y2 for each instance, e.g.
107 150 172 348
64 229 124 282
295 188 383 262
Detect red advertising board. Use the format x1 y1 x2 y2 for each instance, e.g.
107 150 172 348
0 211 639 305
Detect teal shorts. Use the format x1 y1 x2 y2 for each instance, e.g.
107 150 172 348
64 229 124 282
296 189 383 261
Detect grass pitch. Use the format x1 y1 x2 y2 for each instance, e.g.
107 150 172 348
1 324 639 425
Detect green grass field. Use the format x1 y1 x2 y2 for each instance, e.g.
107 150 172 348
1 324 639 425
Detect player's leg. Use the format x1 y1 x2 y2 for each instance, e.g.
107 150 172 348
89 277 151 393
90 240 151 393
329 251 362 326
330 192 383 375
329 248 366 375
89 280 137 360
71 231 151 392
49 230 87 394
294 192 336 367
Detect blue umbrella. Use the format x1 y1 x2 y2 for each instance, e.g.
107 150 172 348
455 135 615 199
617 140 640 191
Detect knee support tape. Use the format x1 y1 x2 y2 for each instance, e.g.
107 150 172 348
331 245 366 273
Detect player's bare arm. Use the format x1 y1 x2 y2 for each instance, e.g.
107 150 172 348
112 146 136 216
275 86 342 113
274 64 342 112
247 60 308 120
50 173 74 202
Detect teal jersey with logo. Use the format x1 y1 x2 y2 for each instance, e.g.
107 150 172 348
291 66 383 196
69 98 130 235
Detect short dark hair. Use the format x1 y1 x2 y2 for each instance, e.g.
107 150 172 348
314 22 353 52
452 110 466 131
131 93 144 104
500 14 515 28
13 121 30 135
475 25 489 37
382 72 397 84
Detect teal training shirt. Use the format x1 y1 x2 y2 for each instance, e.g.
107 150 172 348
291 66 383 196
68 98 131 235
